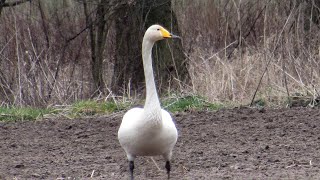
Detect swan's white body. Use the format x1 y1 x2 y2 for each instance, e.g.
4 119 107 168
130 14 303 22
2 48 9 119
119 107 177 160
118 25 178 179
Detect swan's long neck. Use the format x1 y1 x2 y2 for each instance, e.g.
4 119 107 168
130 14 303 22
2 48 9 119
142 38 161 119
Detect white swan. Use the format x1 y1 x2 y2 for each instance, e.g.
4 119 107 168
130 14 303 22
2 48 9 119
118 25 179 180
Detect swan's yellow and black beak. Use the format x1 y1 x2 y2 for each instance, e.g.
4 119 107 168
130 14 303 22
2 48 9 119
160 27 180 39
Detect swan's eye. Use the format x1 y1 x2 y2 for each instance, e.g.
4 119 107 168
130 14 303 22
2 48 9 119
157 28 160 31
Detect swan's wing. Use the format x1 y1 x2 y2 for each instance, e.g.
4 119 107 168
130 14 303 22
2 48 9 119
118 108 143 138
118 108 144 154
120 107 143 126
161 109 178 140
161 109 176 126
160 109 178 160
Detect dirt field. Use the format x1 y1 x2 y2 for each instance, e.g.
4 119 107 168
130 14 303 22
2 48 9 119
1 107 320 179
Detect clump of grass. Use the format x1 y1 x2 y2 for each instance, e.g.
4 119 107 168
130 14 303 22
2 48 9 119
68 100 130 118
71 100 113 116
251 98 267 107
0 107 52 122
163 95 223 113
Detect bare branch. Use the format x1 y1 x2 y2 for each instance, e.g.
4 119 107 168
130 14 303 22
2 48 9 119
1 0 31 7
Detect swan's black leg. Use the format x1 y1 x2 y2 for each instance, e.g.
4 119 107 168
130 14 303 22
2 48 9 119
129 161 134 180
165 161 171 179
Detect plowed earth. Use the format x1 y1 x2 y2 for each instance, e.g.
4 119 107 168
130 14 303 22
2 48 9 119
1 107 320 179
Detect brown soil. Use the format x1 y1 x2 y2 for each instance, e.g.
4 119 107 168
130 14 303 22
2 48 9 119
1 107 320 179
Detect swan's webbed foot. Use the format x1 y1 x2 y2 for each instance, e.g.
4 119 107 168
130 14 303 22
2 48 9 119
129 161 134 180
165 161 171 179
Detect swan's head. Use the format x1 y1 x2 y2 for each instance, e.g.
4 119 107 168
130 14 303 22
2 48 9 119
144 25 180 42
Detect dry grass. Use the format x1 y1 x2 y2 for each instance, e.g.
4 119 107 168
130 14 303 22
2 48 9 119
0 0 320 107
188 45 320 106
174 0 320 106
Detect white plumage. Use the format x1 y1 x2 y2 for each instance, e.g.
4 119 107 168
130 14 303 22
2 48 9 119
118 25 179 180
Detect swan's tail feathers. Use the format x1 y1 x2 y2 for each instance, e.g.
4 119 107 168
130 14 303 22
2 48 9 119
129 161 134 180
165 161 171 179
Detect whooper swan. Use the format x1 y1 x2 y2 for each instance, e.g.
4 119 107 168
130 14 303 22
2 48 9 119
118 25 179 180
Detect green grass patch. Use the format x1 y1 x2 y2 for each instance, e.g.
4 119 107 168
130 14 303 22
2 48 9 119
0 100 131 121
0 107 52 122
163 95 223 113
0 96 225 121
67 100 131 118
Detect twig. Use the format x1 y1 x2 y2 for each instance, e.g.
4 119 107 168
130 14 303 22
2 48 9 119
150 157 162 171
91 170 95 178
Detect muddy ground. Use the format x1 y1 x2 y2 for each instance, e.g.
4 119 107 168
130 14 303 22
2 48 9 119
1 107 320 179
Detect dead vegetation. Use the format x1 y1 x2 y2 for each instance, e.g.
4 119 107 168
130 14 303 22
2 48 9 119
174 0 320 106
0 0 319 107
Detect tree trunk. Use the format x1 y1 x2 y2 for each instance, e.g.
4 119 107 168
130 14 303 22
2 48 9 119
38 0 50 48
83 1 106 96
94 2 107 95
111 0 189 95
111 3 143 94
84 0 134 96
